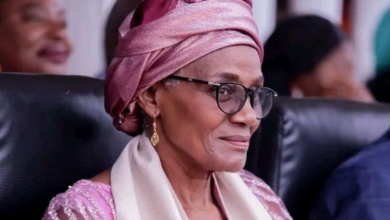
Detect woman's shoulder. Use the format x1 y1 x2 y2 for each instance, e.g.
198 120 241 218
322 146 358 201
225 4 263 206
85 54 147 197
43 180 115 220
239 170 293 220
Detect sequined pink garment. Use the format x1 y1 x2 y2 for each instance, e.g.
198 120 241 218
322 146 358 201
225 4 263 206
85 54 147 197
43 170 292 220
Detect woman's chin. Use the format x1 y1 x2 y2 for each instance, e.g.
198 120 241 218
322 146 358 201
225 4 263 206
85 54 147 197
32 61 68 75
41 65 67 75
211 159 246 173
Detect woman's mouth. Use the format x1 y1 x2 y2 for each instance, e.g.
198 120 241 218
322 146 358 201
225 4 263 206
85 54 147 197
38 48 69 64
219 135 250 148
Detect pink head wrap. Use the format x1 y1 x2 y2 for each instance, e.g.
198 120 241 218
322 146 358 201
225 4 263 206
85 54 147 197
105 0 263 135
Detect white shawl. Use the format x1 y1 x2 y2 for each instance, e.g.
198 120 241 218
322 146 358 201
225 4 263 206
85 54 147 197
111 133 272 220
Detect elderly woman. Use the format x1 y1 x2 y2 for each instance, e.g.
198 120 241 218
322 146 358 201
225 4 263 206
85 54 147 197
44 0 292 219
0 0 72 75
263 15 373 102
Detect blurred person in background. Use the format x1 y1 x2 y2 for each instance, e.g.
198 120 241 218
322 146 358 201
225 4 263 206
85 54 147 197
105 0 142 67
368 70 390 104
0 0 72 75
263 15 374 103
367 10 390 104
309 126 390 220
96 0 142 79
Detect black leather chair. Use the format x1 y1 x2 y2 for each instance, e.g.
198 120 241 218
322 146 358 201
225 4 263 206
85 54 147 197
0 73 130 219
245 98 390 220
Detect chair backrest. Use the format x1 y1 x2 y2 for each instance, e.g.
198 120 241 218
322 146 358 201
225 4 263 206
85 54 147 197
0 73 130 219
245 97 390 220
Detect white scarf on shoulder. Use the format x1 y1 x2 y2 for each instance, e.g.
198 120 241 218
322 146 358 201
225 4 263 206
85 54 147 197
111 133 272 220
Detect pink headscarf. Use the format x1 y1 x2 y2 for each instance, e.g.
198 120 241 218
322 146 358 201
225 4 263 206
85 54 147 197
105 0 263 135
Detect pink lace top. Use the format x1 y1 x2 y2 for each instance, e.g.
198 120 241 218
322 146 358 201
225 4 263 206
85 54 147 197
43 170 292 220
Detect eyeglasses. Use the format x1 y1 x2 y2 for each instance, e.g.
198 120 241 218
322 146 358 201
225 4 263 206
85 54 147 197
168 75 278 119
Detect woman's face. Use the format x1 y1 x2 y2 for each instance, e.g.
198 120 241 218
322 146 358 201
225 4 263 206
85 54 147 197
0 0 72 74
292 42 355 97
150 46 263 173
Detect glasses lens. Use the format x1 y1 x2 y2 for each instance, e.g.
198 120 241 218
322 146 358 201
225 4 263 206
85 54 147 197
252 88 275 119
217 84 246 115
216 84 276 119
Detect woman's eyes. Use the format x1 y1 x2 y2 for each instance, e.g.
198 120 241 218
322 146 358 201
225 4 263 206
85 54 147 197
23 12 48 23
22 11 67 28
207 85 218 93
218 87 234 96
22 8 57 24
205 86 232 99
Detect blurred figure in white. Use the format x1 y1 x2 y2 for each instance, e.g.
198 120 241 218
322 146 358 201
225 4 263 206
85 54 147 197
58 0 116 77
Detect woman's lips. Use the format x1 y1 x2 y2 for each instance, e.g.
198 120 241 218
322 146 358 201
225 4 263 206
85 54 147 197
220 135 250 148
38 48 69 64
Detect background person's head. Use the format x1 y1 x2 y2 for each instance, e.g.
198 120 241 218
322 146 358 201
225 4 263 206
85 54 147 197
262 15 353 98
0 0 72 75
368 70 390 104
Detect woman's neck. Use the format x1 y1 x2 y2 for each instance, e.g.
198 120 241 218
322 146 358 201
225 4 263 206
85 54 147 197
156 144 215 210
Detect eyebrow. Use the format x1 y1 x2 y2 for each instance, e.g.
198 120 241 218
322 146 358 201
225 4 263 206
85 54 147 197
20 3 44 11
213 72 264 86
20 3 65 15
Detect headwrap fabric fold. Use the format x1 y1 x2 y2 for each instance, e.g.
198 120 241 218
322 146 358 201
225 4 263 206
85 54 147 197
105 0 263 135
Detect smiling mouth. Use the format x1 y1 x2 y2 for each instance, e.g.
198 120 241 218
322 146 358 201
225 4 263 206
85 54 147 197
219 136 250 148
38 48 69 64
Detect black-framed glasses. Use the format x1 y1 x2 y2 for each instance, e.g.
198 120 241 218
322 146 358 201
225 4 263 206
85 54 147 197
168 75 278 119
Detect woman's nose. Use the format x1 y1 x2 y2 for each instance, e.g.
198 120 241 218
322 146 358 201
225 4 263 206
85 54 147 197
229 98 258 127
47 20 68 40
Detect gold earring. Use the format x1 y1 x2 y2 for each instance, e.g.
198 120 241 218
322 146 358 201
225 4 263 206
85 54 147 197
151 113 159 146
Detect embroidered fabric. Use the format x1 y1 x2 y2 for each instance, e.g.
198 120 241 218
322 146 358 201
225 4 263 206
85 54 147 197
43 170 292 220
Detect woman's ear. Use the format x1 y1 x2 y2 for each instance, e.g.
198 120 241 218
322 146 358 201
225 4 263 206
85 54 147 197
290 75 307 98
290 84 304 98
137 86 160 118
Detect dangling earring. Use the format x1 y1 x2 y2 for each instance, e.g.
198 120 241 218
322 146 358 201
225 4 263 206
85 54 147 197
151 113 159 146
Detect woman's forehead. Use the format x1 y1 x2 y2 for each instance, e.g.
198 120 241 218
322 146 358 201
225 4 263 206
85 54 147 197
198 45 260 63
3 0 63 13
187 46 263 84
